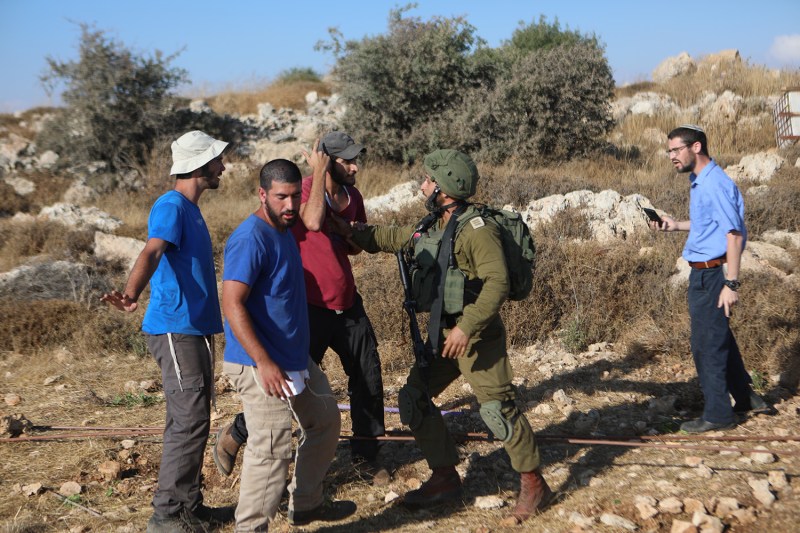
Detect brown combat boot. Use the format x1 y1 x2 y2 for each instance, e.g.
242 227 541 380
212 423 242 477
501 470 553 525
403 466 463 507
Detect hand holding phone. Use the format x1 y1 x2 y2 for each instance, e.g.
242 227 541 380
642 207 663 225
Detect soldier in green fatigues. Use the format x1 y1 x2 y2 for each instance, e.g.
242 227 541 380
349 150 551 525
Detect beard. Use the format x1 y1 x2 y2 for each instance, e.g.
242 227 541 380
265 204 298 229
330 165 355 186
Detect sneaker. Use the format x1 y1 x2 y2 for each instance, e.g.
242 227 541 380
213 423 242 477
288 499 357 526
680 418 736 433
192 503 236 526
147 509 210 533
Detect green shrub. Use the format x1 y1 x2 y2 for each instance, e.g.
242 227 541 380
326 9 614 165
323 6 489 163
457 42 615 163
275 67 322 84
38 24 188 171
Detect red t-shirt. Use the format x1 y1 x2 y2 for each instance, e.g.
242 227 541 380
290 176 367 310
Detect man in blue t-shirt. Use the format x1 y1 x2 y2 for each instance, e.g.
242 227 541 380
652 124 771 434
101 130 234 532
221 156 355 529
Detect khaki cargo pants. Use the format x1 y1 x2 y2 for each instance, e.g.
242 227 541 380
224 358 341 532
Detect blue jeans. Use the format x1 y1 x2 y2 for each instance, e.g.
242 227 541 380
688 267 752 424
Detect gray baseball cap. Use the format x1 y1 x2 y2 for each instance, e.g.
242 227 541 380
320 131 365 160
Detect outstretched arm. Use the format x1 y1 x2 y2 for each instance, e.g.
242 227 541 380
101 238 169 312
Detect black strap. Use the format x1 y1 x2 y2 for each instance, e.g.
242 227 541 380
427 209 462 357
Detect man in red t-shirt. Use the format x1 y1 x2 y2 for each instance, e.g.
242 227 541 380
214 132 389 485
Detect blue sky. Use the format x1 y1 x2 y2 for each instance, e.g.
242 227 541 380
1 0 799 113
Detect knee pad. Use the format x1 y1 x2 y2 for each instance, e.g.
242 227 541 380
479 400 516 443
398 384 429 431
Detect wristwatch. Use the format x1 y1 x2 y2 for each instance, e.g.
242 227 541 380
724 279 741 291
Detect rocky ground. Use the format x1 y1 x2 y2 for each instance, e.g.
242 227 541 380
1 337 798 532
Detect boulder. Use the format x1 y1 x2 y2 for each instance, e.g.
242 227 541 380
703 90 743 123
725 151 785 182
653 52 697 82
364 180 420 214
94 232 145 271
38 203 123 232
0 259 111 303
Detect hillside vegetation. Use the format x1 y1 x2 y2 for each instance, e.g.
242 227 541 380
1 9 800 533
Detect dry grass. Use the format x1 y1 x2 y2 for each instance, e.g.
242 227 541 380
204 80 332 116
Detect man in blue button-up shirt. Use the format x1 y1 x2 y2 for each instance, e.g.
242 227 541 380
652 125 769 433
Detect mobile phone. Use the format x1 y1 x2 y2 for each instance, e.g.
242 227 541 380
642 208 663 224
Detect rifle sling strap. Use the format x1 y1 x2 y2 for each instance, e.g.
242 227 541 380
427 208 463 356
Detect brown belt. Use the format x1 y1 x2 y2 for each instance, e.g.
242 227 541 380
688 256 726 269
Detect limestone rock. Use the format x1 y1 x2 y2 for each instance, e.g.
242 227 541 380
364 180 420 214
692 511 723 533
748 478 775 507
712 496 740 518
0 259 111 303
569 511 595 527
474 495 505 509
683 498 706 515
384 491 400 503
600 512 638 530
725 151 785 182
39 203 122 232
3 175 36 195
670 520 698 533
659 496 683 514
767 470 789 490
59 481 82 497
94 231 145 271
635 495 658 520
4 393 21 406
98 460 122 481
749 446 776 464
653 52 697 82
22 483 43 496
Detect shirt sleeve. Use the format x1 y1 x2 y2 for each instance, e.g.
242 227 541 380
223 232 265 287
457 222 509 337
710 178 744 235
148 201 182 249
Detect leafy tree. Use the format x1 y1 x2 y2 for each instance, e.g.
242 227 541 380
505 15 599 53
38 24 188 170
321 6 488 163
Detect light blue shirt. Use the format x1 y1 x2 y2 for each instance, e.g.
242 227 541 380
683 160 747 262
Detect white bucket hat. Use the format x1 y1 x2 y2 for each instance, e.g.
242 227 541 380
170 130 228 175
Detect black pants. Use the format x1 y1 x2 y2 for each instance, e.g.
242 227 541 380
232 293 385 461
147 333 212 516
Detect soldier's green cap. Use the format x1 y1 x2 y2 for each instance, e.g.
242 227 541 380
423 149 479 200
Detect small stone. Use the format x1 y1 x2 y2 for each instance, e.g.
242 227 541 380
384 491 400 503
636 500 659 520
773 427 790 437
59 481 82 497
600 513 638 530
474 495 505 509
123 380 139 393
533 403 553 415
683 498 706 515
659 496 683 514
696 464 714 479
22 483 43 496
98 460 121 481
729 507 758 524
748 478 775 507
405 477 421 490
139 380 157 392
634 420 648 431
120 439 136 449
670 520 698 533
43 374 62 385
712 497 739 518
568 511 595 527
768 470 788 490
750 446 776 464
4 393 21 406
684 456 703 467
691 511 723 533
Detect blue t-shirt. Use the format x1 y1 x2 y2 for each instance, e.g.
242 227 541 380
683 160 747 262
222 214 309 371
142 190 223 335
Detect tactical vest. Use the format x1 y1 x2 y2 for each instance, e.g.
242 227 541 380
409 208 485 316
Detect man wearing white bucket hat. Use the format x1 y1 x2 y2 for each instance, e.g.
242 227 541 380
102 130 235 532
